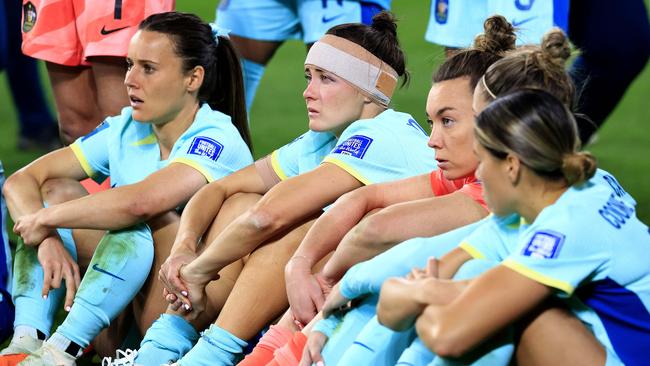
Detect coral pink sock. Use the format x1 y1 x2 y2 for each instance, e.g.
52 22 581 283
238 325 293 366
269 331 307 366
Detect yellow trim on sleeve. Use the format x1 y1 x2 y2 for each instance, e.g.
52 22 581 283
322 157 371 185
131 133 157 146
502 259 574 295
459 242 486 259
70 142 96 178
270 150 288 180
171 158 214 183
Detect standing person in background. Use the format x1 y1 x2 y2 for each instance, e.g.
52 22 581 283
215 0 390 111
20 0 175 145
0 161 15 344
0 0 58 150
0 11 252 366
424 0 650 144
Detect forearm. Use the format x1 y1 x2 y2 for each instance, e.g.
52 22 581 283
3 171 49 221
376 278 428 331
173 182 229 253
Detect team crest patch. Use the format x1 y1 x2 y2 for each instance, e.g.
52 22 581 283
435 0 449 24
332 135 373 159
522 230 565 259
23 2 37 32
187 137 223 161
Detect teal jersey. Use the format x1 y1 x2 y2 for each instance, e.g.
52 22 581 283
272 109 436 184
270 130 338 180
461 169 650 365
71 104 253 187
322 109 436 184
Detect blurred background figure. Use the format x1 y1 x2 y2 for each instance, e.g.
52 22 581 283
215 0 390 112
0 0 59 151
0 161 15 343
424 0 650 145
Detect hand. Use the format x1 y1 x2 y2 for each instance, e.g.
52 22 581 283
14 210 52 246
299 331 328 366
321 283 351 319
173 263 213 320
406 257 439 281
159 247 198 305
286 258 334 327
37 236 81 311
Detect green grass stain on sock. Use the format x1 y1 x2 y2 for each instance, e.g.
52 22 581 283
13 239 40 294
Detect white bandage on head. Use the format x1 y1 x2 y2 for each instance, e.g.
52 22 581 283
305 34 399 107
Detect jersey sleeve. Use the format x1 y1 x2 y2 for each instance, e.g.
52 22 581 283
458 215 517 262
321 123 405 185
502 218 610 296
269 132 311 180
458 181 487 210
171 132 253 183
69 119 112 183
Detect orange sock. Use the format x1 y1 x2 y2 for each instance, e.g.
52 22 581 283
238 325 293 366
268 331 307 366
80 177 111 194
0 353 29 366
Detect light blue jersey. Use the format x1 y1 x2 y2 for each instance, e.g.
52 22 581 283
425 0 570 47
216 0 389 44
272 109 436 184
461 169 650 365
71 104 253 186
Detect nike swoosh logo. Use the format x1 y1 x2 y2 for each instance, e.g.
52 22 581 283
322 13 345 23
100 25 128 35
92 264 125 281
512 16 536 27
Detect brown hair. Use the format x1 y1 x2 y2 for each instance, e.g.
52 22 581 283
326 11 409 86
139 12 252 150
433 15 517 90
480 27 575 107
475 89 596 186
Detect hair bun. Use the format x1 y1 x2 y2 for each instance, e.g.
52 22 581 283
473 15 516 55
541 28 571 66
371 11 398 38
562 151 597 185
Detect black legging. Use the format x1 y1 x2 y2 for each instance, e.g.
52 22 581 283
569 0 650 144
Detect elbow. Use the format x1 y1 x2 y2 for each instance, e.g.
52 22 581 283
245 202 286 234
354 212 388 249
126 194 161 221
416 311 472 358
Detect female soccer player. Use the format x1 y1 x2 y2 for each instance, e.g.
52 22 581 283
121 11 436 366
380 88 649 365
0 12 252 366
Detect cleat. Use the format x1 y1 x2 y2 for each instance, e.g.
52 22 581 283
0 335 42 356
18 343 76 366
102 349 141 366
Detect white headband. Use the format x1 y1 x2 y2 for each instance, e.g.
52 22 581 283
305 35 398 107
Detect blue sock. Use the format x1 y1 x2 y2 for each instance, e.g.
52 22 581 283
397 337 435 366
56 225 154 347
241 58 265 113
178 325 247 366
12 227 77 336
135 314 199 365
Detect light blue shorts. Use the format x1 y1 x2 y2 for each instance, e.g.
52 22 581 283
425 0 569 47
216 0 384 44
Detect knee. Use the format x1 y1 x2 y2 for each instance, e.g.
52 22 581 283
40 178 86 205
56 107 104 144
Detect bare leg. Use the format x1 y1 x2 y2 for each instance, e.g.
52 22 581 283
88 56 129 118
228 35 282 66
215 217 318 341
515 303 606 366
45 63 104 144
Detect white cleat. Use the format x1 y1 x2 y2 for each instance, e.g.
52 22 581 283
102 349 142 366
0 335 43 356
18 342 76 366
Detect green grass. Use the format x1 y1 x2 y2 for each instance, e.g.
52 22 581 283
1 0 649 363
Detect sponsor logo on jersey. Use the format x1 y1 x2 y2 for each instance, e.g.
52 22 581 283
100 25 129 36
91 264 125 281
407 118 427 136
435 0 449 24
322 13 346 23
522 230 564 259
515 0 535 11
512 16 537 27
23 2 37 33
332 135 373 159
187 136 224 161
81 120 110 141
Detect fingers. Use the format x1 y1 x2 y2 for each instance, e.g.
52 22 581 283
426 257 439 278
41 265 52 300
62 263 79 311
